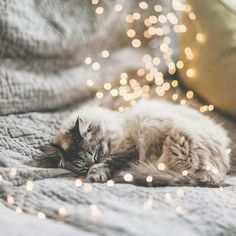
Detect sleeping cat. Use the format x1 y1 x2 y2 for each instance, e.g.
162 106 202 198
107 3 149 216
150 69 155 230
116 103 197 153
41 99 231 187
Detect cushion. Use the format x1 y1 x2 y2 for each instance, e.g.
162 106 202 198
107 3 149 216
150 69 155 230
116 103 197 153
179 0 236 117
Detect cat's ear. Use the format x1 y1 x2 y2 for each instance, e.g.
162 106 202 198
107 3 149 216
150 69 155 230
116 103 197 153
75 116 91 138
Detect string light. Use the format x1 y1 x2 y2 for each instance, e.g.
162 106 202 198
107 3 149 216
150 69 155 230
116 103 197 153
9 168 17 177
127 29 136 38
75 178 83 187
114 4 123 12
101 50 109 58
132 39 141 48
95 7 104 14
124 173 133 182
26 180 34 191
38 212 46 219
139 2 148 9
92 62 100 70
85 57 92 64
87 80 94 87
58 207 68 217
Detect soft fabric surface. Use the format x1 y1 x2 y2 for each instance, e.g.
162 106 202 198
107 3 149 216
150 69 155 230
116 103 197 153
180 0 236 117
0 1 236 236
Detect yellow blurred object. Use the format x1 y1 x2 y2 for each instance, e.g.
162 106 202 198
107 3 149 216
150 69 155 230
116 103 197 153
180 0 236 117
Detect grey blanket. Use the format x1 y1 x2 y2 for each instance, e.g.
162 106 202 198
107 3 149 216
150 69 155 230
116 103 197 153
0 1 236 236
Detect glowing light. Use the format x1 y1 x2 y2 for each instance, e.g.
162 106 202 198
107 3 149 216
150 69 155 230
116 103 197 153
104 82 112 90
9 168 17 177
157 163 166 171
132 39 141 48
153 57 160 65
38 212 46 219
186 68 194 78
162 82 170 91
160 43 168 52
111 89 119 97
200 106 208 113
154 5 162 12
226 148 231 155
137 68 145 76
176 60 184 69
91 0 99 4
146 73 154 82
180 99 186 105
90 204 101 217
92 62 100 70
156 27 164 36
164 193 171 203
171 80 178 87
196 33 206 43
167 12 178 24
143 198 153 209
133 12 141 20
176 189 185 197
58 207 68 217
114 4 123 12
16 207 22 214
101 50 109 58
0 175 2 182
95 7 104 14
146 175 153 183
139 1 148 9
149 15 158 24
189 12 196 20
124 173 133 182
158 15 167 24
127 29 136 38
26 180 34 191
176 206 185 214
75 178 83 187
83 183 93 192
172 94 179 101
186 91 194 99
126 15 134 23
107 180 114 187
85 57 92 64
182 170 188 176
96 92 103 99
87 80 94 87
7 195 15 205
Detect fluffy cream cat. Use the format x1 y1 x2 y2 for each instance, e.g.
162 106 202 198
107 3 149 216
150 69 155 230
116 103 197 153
42 99 231 187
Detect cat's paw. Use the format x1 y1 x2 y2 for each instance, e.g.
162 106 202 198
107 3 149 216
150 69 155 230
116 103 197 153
86 164 111 183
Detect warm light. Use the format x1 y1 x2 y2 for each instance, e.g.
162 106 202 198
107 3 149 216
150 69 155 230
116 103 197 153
196 33 206 43
139 1 148 9
127 29 136 38
26 180 34 191
171 80 178 87
85 57 92 64
208 104 214 111
172 94 178 101
110 89 119 97
157 163 166 170
133 12 141 20
154 5 162 12
104 82 112 90
146 175 153 183
186 91 194 99
132 39 141 48
92 62 100 70
87 80 94 87
107 180 114 186
101 50 109 58
75 178 83 187
91 0 99 4
96 92 103 99
95 7 104 14
126 15 134 23
149 15 158 24
158 15 167 24
124 173 133 182
176 60 184 69
38 212 46 219
189 12 196 20
186 68 194 78
114 4 123 12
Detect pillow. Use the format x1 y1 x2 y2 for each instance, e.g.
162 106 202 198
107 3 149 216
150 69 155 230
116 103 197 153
179 0 236 117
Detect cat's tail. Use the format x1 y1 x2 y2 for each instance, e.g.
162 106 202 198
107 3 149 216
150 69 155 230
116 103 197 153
113 162 198 187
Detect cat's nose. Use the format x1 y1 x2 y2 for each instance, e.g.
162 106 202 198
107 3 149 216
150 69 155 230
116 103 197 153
88 176 96 183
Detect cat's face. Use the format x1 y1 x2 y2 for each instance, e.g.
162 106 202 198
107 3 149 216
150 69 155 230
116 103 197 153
42 117 110 175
